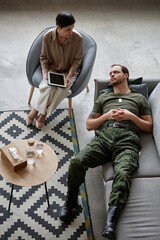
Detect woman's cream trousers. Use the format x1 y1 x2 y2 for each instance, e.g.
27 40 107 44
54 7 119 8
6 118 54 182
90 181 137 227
35 74 77 115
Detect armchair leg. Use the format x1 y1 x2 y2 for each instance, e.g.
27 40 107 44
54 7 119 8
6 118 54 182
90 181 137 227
68 85 89 119
68 98 72 119
86 85 89 92
28 86 35 105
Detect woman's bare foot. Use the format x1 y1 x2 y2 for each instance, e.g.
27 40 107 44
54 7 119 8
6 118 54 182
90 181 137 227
26 108 38 126
37 114 46 123
28 109 38 120
36 114 46 128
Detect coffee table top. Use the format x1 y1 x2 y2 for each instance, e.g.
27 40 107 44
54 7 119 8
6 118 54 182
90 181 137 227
0 139 58 187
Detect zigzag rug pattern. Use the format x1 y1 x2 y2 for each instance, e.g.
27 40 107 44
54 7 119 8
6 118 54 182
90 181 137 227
0 110 92 240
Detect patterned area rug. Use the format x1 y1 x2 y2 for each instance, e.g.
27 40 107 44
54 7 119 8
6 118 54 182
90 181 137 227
0 110 93 240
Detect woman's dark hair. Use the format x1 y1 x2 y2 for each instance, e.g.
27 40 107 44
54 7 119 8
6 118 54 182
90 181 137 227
111 64 129 80
56 12 75 28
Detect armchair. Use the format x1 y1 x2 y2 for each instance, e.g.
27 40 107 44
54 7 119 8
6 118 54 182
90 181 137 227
26 27 97 118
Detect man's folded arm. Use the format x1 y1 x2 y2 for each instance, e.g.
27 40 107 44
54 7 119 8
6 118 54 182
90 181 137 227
86 109 153 133
130 114 153 133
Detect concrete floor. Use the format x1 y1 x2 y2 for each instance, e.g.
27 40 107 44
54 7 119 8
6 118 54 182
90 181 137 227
0 0 160 239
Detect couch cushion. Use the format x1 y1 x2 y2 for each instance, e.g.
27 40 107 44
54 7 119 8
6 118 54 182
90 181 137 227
149 82 160 158
129 83 148 98
128 77 142 84
104 177 160 240
102 133 160 183
100 83 148 99
100 77 142 93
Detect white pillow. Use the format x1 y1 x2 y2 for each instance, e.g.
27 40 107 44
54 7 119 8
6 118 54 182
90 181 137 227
149 83 160 157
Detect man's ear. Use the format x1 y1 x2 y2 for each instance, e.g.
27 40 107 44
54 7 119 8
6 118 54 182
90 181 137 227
56 25 61 30
124 73 129 80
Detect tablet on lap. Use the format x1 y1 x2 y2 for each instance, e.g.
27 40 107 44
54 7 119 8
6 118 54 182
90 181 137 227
48 72 66 88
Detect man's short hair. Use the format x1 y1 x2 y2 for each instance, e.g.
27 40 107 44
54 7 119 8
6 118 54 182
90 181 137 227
56 12 75 28
111 64 129 80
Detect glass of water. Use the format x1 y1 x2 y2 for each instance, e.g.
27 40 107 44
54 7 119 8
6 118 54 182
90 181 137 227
35 143 44 158
26 138 36 165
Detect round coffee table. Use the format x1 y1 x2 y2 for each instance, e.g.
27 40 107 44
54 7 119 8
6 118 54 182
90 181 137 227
0 139 58 212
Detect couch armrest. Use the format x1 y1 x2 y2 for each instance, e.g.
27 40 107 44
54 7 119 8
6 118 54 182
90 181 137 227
143 78 160 95
149 82 160 158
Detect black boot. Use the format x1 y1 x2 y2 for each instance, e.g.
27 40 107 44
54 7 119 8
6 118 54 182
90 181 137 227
59 187 79 222
101 206 121 239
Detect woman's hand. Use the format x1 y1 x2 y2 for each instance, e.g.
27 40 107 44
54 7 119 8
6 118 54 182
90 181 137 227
43 69 48 80
65 71 73 88
65 76 71 88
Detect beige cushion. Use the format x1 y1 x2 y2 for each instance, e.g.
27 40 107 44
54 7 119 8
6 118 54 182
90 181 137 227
149 82 160 158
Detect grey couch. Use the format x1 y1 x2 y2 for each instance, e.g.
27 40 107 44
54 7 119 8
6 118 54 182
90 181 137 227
94 78 160 240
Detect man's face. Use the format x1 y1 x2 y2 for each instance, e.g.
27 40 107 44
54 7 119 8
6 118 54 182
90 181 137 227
109 66 128 86
57 24 74 38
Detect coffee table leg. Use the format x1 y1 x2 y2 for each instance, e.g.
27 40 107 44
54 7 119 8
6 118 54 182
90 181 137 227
44 182 50 208
8 184 14 212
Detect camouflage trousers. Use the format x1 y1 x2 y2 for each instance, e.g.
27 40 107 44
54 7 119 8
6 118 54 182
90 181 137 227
68 127 141 208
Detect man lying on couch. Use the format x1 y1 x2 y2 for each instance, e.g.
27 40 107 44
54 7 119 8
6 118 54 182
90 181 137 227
59 64 153 239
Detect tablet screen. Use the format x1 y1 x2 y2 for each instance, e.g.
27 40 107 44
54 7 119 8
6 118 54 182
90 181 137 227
48 72 66 87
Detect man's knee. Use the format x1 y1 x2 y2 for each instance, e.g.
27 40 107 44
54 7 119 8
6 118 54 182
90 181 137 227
114 149 139 174
69 157 88 173
68 157 88 187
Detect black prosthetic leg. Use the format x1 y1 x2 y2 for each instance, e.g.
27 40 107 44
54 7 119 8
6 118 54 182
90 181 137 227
101 206 121 239
59 187 79 222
